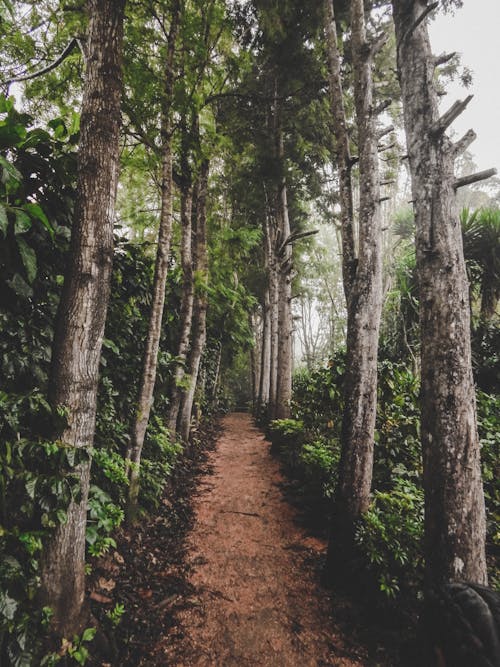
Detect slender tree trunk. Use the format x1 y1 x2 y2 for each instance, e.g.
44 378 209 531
275 178 293 419
127 1 180 521
168 179 194 434
323 0 356 301
258 291 271 411
40 0 125 636
274 87 293 420
179 160 209 442
326 0 383 576
250 311 261 411
392 0 487 587
268 233 279 420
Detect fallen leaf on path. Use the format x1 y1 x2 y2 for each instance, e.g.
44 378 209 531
137 588 153 599
98 577 116 591
90 591 113 604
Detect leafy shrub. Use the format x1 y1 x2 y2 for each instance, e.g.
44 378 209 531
86 486 124 557
299 438 339 499
356 478 424 600
138 418 183 510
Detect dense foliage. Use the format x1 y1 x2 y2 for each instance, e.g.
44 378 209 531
268 354 500 602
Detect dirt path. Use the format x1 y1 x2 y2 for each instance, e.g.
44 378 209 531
153 413 369 666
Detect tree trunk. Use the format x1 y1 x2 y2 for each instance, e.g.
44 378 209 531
392 0 487 587
327 0 383 576
274 87 293 421
258 291 271 411
323 0 356 301
275 179 293 419
179 159 209 442
40 0 125 636
268 212 279 421
168 180 195 435
127 1 180 522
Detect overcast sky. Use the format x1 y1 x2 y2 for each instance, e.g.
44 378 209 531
430 1 500 174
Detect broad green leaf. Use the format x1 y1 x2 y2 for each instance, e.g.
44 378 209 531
16 237 37 283
25 477 36 499
14 209 31 234
0 203 8 236
0 154 21 185
81 627 97 643
25 202 54 238
7 273 33 299
0 590 18 621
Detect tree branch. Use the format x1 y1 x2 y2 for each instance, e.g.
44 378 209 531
371 31 388 57
378 125 394 140
373 99 392 115
431 95 474 135
434 51 457 68
278 229 319 257
397 2 439 53
453 168 497 190
452 129 476 156
378 142 396 154
2 38 82 85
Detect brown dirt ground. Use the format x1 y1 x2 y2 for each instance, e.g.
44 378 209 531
151 412 370 666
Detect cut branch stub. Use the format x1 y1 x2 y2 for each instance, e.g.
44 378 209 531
431 95 474 136
397 1 439 54
453 129 477 157
434 51 457 68
453 168 497 190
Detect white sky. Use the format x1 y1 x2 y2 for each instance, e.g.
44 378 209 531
430 1 500 174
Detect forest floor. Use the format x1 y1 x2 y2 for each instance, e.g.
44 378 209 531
90 413 395 666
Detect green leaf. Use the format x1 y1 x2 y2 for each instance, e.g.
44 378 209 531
25 202 54 237
14 209 31 234
0 154 22 184
0 203 8 236
25 477 36 499
102 338 120 354
16 237 37 283
7 273 33 299
81 627 96 643
0 590 18 620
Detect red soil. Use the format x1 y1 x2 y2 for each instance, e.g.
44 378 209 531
155 412 369 666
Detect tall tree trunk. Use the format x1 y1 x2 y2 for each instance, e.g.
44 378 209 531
326 0 383 576
179 159 209 442
268 211 279 421
40 0 125 635
275 178 293 419
392 0 487 587
274 87 293 420
127 1 180 522
258 298 271 410
168 178 195 435
323 0 356 300
250 310 261 411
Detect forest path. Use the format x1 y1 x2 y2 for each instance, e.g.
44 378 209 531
156 412 367 666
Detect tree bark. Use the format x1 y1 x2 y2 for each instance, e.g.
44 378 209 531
326 0 383 576
274 87 293 420
392 0 487 587
127 0 180 522
267 210 279 421
179 159 209 442
275 178 293 419
41 0 125 636
168 176 195 435
323 0 356 301
257 290 271 411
